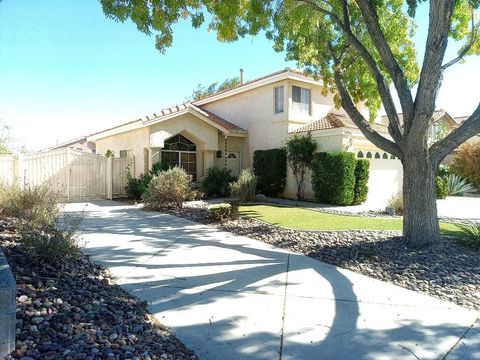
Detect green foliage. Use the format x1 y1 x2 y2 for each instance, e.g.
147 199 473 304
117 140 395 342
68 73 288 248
446 173 475 196
286 133 317 199
437 164 452 178
387 194 404 215
456 222 480 249
230 169 257 202
191 77 240 100
210 201 240 222
125 173 150 200
202 167 233 198
436 176 449 199
311 152 356 205
253 148 287 196
104 149 114 158
150 161 171 175
352 159 370 205
143 167 192 209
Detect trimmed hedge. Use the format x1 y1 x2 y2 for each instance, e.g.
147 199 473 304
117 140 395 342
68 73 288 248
311 152 356 205
253 148 287 196
353 159 370 205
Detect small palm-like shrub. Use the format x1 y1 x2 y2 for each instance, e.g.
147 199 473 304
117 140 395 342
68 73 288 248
230 169 257 202
202 167 233 197
125 173 151 200
456 222 480 249
446 173 475 196
143 167 191 209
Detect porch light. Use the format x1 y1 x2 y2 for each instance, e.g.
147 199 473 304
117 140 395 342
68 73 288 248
216 150 222 158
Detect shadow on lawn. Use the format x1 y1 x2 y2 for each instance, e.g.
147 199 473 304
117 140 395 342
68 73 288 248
64 202 475 360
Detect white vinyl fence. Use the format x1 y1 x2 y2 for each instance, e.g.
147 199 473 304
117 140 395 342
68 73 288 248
0 148 133 201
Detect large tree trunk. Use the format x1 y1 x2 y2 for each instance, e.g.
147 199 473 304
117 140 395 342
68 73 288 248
402 145 441 248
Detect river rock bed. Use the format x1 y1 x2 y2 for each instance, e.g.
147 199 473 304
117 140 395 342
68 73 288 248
0 218 198 360
161 204 480 311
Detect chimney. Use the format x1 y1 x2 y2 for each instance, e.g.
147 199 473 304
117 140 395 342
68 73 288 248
240 68 244 85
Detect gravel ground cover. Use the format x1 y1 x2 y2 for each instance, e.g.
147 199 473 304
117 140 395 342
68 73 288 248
161 204 480 311
0 218 198 360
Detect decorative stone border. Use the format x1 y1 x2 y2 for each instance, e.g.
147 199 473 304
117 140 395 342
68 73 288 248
0 248 16 358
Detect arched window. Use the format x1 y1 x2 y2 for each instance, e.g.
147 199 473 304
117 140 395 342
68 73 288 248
357 151 364 158
375 152 381 159
382 153 389 159
390 155 395 160
161 134 197 180
366 152 372 159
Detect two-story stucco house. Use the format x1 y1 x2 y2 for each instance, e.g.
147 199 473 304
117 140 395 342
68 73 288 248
87 68 461 207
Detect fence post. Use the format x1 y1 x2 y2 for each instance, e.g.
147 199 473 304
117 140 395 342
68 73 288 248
66 148 71 201
106 156 113 200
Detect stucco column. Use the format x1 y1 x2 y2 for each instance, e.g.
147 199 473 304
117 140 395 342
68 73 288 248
148 148 153 170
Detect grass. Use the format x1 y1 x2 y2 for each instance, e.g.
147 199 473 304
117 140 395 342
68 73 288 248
238 204 462 235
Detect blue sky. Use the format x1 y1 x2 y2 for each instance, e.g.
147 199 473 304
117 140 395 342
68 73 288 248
0 0 479 150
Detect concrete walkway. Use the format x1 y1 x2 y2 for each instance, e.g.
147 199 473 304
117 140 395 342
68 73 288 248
65 201 479 360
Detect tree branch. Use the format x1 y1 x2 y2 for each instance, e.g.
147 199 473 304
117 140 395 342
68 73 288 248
430 104 480 165
297 0 404 146
333 70 402 159
441 7 480 70
355 0 415 124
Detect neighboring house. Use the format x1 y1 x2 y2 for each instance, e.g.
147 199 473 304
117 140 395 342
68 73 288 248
86 68 463 207
46 136 96 154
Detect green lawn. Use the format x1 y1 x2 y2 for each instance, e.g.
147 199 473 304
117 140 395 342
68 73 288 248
238 204 462 235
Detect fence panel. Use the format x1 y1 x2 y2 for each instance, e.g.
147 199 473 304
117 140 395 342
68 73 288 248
0 155 16 185
69 151 108 200
112 157 133 198
23 149 69 195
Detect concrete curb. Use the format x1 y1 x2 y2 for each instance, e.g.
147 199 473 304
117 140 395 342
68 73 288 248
0 248 16 358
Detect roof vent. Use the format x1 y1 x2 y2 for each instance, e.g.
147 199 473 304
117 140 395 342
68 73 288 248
240 68 244 85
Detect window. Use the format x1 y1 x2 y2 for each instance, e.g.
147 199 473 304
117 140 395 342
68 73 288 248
357 151 364 158
366 152 372 159
274 86 284 113
292 85 311 114
119 149 132 158
382 153 389 159
161 134 197 180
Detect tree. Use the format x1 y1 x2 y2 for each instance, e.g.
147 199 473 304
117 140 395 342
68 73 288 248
101 0 480 248
285 133 317 200
0 121 12 154
190 77 240 100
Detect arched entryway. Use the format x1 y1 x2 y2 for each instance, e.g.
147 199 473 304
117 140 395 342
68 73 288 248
161 134 197 180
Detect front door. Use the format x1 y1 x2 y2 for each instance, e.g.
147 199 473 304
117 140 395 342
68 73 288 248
226 152 241 177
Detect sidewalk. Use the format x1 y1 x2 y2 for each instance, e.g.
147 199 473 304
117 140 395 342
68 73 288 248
65 201 479 360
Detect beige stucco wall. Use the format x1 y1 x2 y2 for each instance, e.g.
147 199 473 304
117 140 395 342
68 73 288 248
95 127 149 177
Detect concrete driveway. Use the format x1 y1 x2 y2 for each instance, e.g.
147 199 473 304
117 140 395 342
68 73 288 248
64 201 479 360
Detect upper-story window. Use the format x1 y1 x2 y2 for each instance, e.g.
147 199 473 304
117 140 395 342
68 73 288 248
274 86 284 113
292 85 311 114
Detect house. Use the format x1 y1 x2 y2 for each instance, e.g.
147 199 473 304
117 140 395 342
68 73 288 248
86 68 462 207
46 136 96 154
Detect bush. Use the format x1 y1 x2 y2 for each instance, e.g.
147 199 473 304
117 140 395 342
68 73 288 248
210 201 239 222
253 148 287 196
286 133 317 199
446 173 475 196
187 187 205 201
436 176 448 199
0 184 84 263
452 142 480 190
387 193 403 215
143 167 191 209
437 164 451 178
230 169 257 202
125 173 151 200
202 167 233 197
352 159 370 205
456 222 480 249
311 152 356 205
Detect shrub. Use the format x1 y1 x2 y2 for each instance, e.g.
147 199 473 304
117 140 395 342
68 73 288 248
150 161 171 176
210 201 239 222
230 169 257 202
202 167 233 197
125 172 151 200
446 173 475 196
143 167 191 209
187 187 205 201
311 152 356 205
253 148 287 196
0 184 61 228
387 193 403 215
435 176 448 199
456 222 480 249
352 159 370 205
452 142 480 190
286 133 317 199
437 164 451 178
